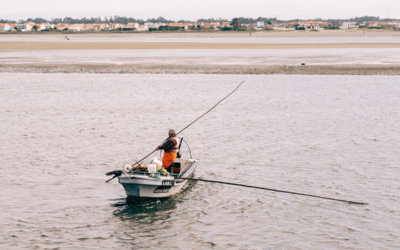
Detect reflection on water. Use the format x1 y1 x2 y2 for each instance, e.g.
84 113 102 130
112 198 178 218
112 181 196 218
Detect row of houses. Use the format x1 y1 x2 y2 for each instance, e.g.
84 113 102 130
0 21 226 32
267 21 400 31
1 20 400 32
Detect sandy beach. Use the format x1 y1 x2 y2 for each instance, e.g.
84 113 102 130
1 63 399 75
1 31 400 74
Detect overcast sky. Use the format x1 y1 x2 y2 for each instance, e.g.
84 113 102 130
1 0 399 21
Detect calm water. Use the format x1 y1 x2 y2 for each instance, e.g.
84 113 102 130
1 73 400 249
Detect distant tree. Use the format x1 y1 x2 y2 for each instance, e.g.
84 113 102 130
169 26 180 31
350 16 380 23
63 17 75 24
197 18 228 23
146 16 170 23
231 18 241 30
113 16 129 24
32 25 38 31
0 19 16 23
27 17 47 23
52 18 62 24
238 17 254 24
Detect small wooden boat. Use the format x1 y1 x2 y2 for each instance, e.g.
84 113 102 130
106 82 244 200
118 157 198 198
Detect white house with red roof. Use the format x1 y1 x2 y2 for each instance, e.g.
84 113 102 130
0 23 11 32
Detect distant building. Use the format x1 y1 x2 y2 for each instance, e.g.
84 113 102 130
69 24 84 31
203 22 220 29
169 22 186 30
127 22 139 30
0 23 11 32
256 21 264 30
137 24 149 32
387 21 400 29
366 21 380 28
194 22 204 28
107 23 125 30
18 22 36 31
340 22 358 29
9 23 18 31
302 21 322 31
36 23 51 31
220 21 231 28
93 23 108 31
272 22 296 31
56 23 69 31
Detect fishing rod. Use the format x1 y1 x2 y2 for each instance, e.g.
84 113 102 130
129 80 245 167
177 177 368 205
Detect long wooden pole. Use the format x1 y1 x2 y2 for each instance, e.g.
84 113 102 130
178 177 368 205
130 80 245 167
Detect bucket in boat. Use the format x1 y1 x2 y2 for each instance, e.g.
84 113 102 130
147 164 157 173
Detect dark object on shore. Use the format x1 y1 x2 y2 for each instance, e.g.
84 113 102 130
301 62 306 66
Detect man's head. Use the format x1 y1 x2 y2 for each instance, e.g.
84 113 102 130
168 129 176 137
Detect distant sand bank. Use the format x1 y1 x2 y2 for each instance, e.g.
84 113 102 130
1 63 400 75
1 41 400 50
1 31 399 74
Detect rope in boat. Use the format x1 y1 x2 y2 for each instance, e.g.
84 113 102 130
129 80 245 167
177 177 368 205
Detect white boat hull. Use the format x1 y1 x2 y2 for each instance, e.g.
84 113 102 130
118 158 198 198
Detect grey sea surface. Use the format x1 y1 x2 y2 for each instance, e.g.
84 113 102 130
1 73 399 249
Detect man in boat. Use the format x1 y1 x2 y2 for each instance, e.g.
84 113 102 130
156 129 180 172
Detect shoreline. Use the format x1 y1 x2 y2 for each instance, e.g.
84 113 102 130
1 41 400 50
1 30 399 36
2 63 400 75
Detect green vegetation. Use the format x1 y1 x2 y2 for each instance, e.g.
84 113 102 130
158 26 181 31
324 26 339 30
368 26 385 29
8 15 397 25
220 26 233 31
